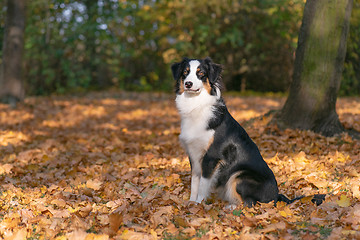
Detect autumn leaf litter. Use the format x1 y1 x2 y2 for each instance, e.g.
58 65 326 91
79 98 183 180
0 92 360 239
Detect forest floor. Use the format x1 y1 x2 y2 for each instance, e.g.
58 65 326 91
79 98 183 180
0 91 360 240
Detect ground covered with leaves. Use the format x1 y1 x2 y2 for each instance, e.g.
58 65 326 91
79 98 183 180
1 91 360 240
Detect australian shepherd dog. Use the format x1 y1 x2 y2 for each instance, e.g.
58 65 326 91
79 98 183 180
171 57 316 207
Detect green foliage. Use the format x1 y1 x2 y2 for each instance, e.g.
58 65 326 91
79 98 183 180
0 0 359 95
232 209 242 216
341 0 360 96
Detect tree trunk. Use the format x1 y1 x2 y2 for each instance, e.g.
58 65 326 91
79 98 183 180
84 0 102 88
273 0 353 137
0 0 26 106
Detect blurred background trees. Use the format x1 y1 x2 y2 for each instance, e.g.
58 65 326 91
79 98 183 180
0 0 359 96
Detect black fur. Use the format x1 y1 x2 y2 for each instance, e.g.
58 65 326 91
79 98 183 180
206 102 280 206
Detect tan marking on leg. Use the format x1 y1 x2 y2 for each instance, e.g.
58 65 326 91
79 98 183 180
207 135 214 150
224 172 243 204
212 159 226 173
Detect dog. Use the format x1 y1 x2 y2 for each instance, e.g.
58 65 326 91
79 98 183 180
171 57 324 207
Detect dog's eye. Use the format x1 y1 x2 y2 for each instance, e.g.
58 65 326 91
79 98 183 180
183 70 188 75
198 71 205 76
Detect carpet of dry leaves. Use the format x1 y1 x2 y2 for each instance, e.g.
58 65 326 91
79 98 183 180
0 91 360 240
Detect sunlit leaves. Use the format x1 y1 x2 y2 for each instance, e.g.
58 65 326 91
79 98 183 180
0 92 359 239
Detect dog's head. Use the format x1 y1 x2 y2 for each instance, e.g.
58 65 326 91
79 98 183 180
171 57 222 97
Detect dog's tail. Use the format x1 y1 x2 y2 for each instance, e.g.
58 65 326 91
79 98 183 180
277 193 326 206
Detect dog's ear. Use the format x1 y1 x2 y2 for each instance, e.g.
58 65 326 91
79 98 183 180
171 62 181 80
171 57 189 80
204 57 222 84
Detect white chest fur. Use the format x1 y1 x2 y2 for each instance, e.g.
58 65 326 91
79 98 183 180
176 91 216 175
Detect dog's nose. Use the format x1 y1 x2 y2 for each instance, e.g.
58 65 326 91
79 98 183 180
185 81 193 89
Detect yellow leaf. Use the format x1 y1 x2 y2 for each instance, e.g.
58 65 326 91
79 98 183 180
337 194 351 207
335 151 348 163
54 236 67 240
300 196 313 203
341 230 357 235
68 206 77 213
279 210 287 217
85 233 109 240
149 229 158 240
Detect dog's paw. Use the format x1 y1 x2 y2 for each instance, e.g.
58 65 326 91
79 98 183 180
189 198 197 203
224 204 237 211
189 195 197 202
195 198 203 204
184 200 198 207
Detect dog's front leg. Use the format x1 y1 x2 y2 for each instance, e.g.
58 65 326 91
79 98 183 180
195 153 220 203
189 155 203 202
195 176 212 203
189 173 200 201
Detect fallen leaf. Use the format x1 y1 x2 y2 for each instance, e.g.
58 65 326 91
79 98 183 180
51 198 67 208
188 217 211 227
0 164 13 174
337 194 351 207
86 179 103 191
4 228 27 240
1 92 360 239
119 230 154 240
260 221 286 233
66 230 88 240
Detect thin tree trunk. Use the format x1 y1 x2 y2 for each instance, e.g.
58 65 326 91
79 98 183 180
84 0 101 87
0 0 26 106
273 0 353 137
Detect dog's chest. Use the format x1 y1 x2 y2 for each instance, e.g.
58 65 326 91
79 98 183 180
176 92 218 164
179 108 215 163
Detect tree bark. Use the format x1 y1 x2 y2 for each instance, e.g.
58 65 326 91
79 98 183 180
273 0 353 137
84 0 103 88
0 0 26 106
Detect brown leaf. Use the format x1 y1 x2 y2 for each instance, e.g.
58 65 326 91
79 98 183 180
260 221 286 233
66 230 88 240
51 198 67 208
78 204 93 218
86 179 103 191
150 206 173 227
119 230 155 240
109 212 123 236
173 215 189 228
0 164 13 175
